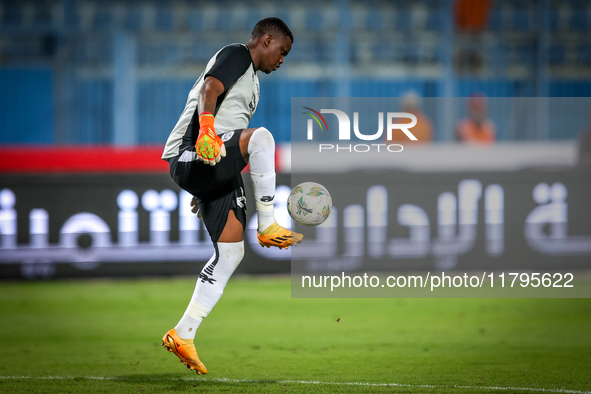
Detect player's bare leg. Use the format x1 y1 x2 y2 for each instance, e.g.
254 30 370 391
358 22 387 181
163 211 244 374
240 127 303 249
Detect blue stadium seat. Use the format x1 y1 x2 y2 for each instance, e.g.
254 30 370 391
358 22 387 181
192 42 216 62
305 9 324 31
245 9 260 32
549 10 559 31
421 42 439 65
513 8 531 31
136 41 149 66
578 44 591 65
425 9 442 31
123 8 142 31
187 9 204 32
32 6 52 28
286 39 306 62
155 8 173 31
366 9 384 31
395 9 412 32
549 44 567 65
76 80 112 144
456 79 514 97
373 40 402 63
217 11 233 31
162 44 180 64
2 4 23 27
520 42 535 66
404 42 420 65
92 9 112 31
275 10 292 31
312 37 332 63
225 5 250 31
421 0 441 7
570 8 589 31
488 9 502 31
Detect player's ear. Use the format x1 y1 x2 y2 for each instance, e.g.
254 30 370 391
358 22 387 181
263 34 273 48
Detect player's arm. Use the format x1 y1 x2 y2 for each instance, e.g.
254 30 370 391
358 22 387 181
195 76 226 165
195 45 251 165
198 76 224 116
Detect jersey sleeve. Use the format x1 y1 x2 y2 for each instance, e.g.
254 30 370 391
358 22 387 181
205 44 253 91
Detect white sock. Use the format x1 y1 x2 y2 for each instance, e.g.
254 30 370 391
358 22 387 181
175 241 244 340
248 127 277 232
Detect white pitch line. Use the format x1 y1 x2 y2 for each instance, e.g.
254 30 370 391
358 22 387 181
0 376 589 394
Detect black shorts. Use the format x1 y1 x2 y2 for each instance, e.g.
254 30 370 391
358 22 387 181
168 129 248 243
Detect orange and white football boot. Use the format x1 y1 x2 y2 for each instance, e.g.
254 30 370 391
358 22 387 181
257 222 303 250
162 328 207 375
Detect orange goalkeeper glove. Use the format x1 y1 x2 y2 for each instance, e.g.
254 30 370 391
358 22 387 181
196 112 226 166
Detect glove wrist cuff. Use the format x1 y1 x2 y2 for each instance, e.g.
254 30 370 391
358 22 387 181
199 112 215 129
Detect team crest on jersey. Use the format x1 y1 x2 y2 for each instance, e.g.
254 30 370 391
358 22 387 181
248 78 260 115
249 96 255 113
221 131 234 142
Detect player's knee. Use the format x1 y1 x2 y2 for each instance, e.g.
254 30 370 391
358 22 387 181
234 243 244 269
248 127 275 154
231 242 244 270
218 241 244 271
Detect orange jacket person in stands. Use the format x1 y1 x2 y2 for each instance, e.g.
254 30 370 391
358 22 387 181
455 94 495 144
387 91 433 143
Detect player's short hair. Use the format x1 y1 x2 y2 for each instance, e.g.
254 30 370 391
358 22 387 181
251 17 294 43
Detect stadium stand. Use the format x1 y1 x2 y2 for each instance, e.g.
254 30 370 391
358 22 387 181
0 0 590 144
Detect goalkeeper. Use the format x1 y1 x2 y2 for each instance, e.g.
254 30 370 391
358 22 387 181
160 18 302 374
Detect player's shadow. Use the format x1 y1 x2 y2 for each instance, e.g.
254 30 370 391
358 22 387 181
113 374 279 390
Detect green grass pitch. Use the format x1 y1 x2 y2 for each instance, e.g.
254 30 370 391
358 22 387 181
0 276 589 393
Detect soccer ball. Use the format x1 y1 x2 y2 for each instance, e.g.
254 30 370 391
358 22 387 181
287 182 332 226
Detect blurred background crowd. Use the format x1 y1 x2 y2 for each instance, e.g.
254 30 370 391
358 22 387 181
1 0 590 152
